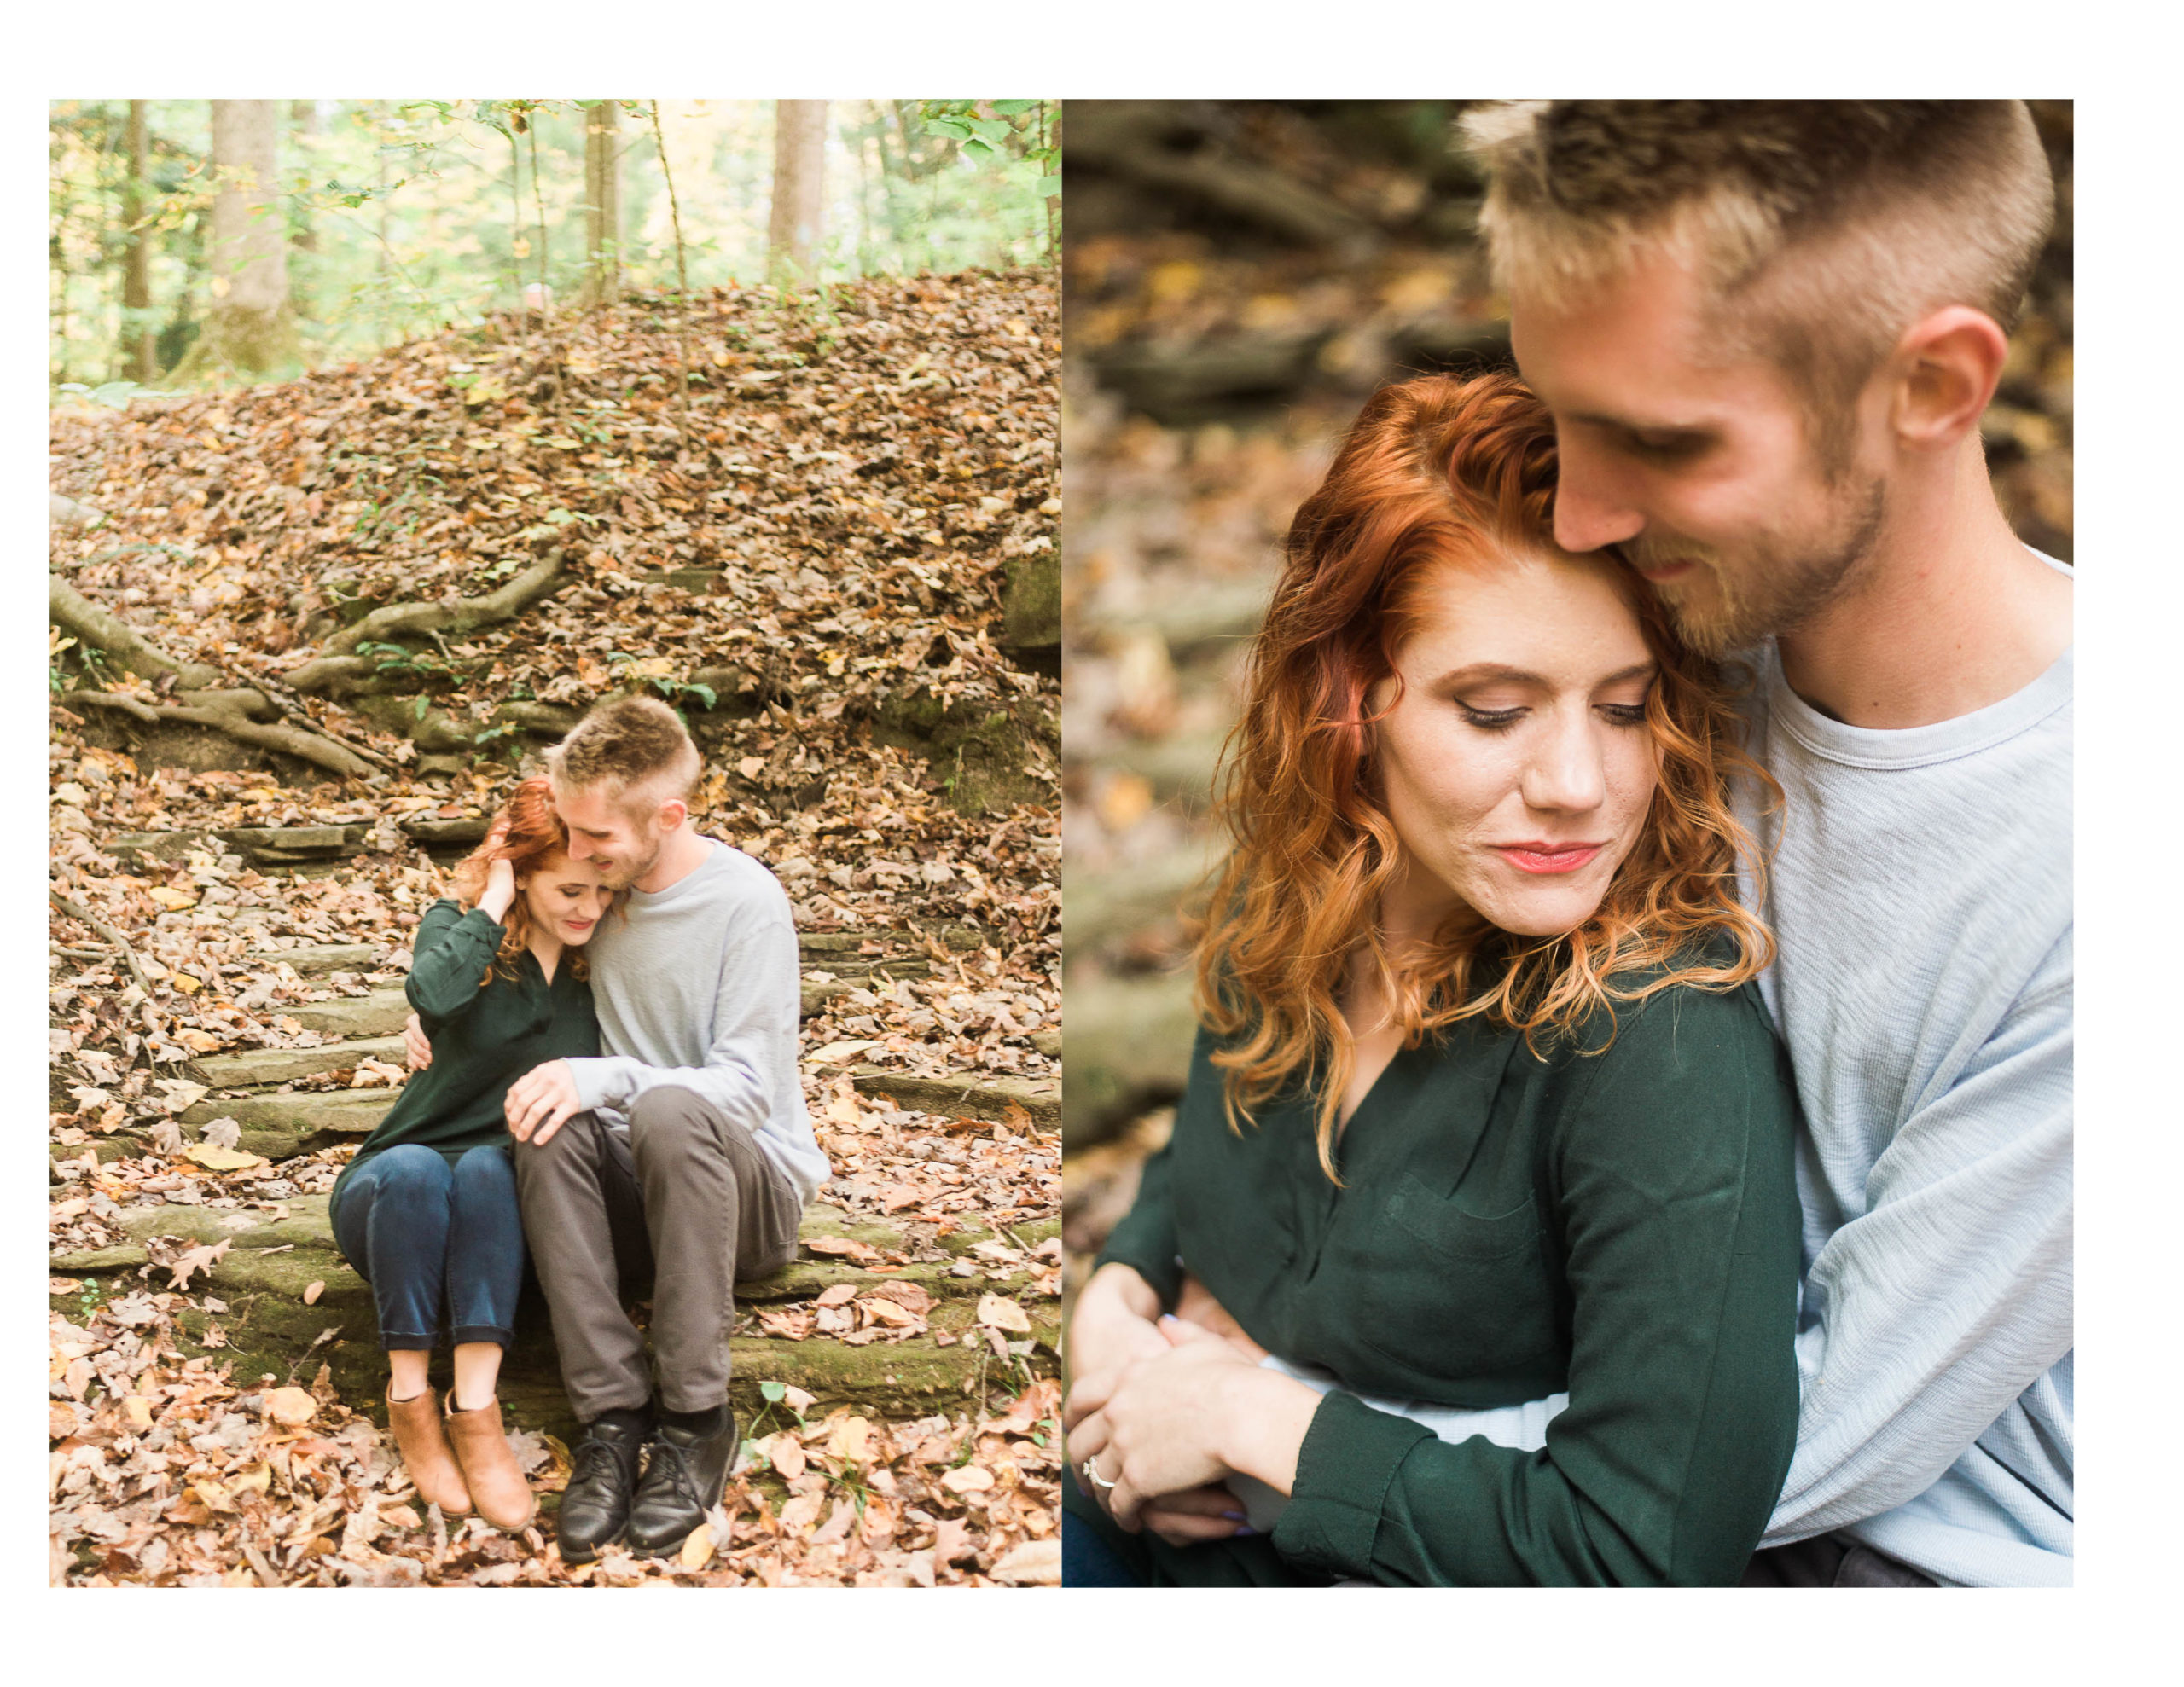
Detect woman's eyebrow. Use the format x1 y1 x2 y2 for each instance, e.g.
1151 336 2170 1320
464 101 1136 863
1433 660 1657 689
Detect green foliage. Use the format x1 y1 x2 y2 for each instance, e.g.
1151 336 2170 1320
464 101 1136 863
50 97 1054 394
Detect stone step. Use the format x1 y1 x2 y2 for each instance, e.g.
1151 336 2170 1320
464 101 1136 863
283 989 411 1040
189 1035 409 1089
245 942 381 977
849 1068 1059 1131
178 1088 391 1159
51 1198 1060 1440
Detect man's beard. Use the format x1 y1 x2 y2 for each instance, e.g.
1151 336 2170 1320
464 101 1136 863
598 826 665 890
1623 475 1887 658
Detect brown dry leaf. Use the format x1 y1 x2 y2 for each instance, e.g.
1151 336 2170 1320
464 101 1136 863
814 1283 858 1307
679 1523 715 1569
989 1537 1062 1585
940 1464 995 1494
804 1235 883 1265
165 1238 232 1290
976 1292 1032 1335
264 1386 317 1426
122 1394 154 1433
781 1385 816 1415
827 1414 874 1464
302 1281 325 1306
769 1435 807 1481
868 1280 936 1318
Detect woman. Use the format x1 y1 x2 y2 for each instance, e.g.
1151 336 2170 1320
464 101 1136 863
330 778 610 1529
1062 371 1804 1586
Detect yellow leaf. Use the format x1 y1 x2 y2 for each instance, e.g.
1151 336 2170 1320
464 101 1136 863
976 1293 1031 1335
736 756 765 780
148 888 197 911
185 1143 267 1173
192 1479 238 1513
302 1281 325 1306
826 1414 873 1464
678 1523 715 1568
178 1029 222 1052
990 1538 1062 1585
171 972 203 994
122 1395 154 1433
232 1461 272 1495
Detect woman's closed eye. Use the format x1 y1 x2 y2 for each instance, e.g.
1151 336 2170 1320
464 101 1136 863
1456 699 1652 731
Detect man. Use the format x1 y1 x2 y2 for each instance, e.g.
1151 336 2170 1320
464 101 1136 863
1459 100 2071 1586
408 696 829 1562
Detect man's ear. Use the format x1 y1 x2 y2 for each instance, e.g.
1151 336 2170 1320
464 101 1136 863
657 797 689 833
1889 305 2009 453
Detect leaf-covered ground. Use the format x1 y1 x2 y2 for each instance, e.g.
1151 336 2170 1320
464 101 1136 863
49 271 1062 1586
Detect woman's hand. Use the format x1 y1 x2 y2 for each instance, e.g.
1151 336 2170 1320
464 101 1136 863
476 823 518 923
1062 1263 1170 1436
1068 1318 1266 1531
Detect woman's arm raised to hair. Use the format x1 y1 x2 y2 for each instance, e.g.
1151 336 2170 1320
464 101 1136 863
404 897 508 1023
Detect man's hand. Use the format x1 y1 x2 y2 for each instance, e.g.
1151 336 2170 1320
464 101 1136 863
506 1059 582 1146
404 1011 432 1072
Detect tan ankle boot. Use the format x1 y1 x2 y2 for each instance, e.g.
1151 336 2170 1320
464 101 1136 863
386 1388 471 1516
444 1398 537 1531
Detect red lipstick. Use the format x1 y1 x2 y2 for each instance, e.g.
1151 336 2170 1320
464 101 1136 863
1496 842 1604 874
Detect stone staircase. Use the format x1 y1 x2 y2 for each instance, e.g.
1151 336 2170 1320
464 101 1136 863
53 913 1061 1441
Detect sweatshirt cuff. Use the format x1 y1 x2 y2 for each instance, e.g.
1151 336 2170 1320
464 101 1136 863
1269 1388 1436 1580
563 1056 622 1114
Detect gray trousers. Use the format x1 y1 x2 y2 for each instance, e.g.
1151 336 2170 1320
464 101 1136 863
514 1086 801 1421
1741 1532 1939 1587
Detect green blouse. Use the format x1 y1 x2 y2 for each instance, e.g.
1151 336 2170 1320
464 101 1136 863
329 899 601 1221
1078 974 1804 1586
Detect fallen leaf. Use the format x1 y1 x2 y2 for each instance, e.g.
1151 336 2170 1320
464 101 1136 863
678 1523 715 1568
815 1283 858 1307
302 1281 325 1306
989 1537 1061 1585
264 1387 317 1426
769 1435 806 1480
940 1464 994 1494
977 1293 1031 1335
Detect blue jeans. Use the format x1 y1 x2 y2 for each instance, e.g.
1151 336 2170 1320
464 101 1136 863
331 1144 525 1351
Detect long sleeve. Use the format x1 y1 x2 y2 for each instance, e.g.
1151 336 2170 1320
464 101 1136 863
564 902 794 1139
403 900 505 1025
1269 990 1804 1585
1763 936 2074 1545
1096 1137 1184 1308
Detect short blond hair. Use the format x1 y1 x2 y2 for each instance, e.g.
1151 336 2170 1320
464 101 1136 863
1462 101 2054 458
546 693 700 817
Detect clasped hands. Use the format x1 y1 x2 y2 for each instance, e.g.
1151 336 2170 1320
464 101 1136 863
1064 1265 1311 1548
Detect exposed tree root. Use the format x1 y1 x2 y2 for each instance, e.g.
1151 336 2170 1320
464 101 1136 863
282 550 566 695
49 573 222 691
49 889 153 993
58 690 386 782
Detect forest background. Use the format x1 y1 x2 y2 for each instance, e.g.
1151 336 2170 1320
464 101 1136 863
1060 98 2075 1305
47 96 1064 1588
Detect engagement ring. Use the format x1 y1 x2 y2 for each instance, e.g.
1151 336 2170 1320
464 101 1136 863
1081 1455 1118 1491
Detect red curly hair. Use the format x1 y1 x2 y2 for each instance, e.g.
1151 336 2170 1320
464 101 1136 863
446 777 594 984
1194 370 1780 1180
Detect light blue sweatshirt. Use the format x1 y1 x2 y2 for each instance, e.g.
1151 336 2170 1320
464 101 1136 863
1735 600 2073 1587
565 838 831 1204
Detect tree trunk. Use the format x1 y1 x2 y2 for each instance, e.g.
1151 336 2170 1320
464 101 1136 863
768 101 828 287
123 101 156 383
197 99 296 374
582 101 622 306
288 100 320 256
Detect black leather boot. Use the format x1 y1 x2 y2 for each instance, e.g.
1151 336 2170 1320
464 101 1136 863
556 1412 649 1565
625 1409 738 1557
